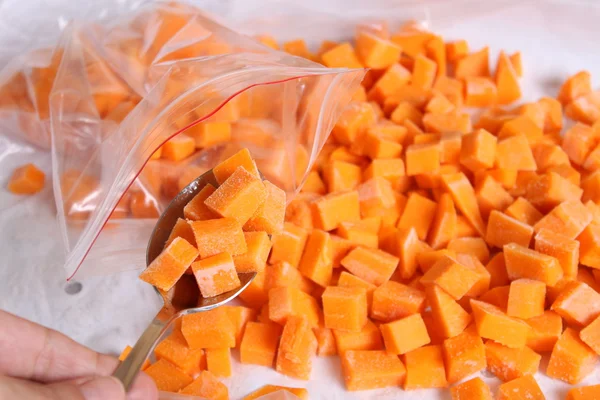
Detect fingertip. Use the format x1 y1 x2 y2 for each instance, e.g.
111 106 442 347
127 371 159 400
80 376 125 400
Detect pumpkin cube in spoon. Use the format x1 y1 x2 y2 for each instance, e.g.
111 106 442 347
244 180 286 234
204 166 267 226
192 253 241 298
190 218 247 258
213 148 260 184
139 237 199 291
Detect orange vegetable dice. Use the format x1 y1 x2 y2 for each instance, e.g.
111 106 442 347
525 172 583 213
243 385 308 400
323 160 361 193
363 158 408 191
186 122 231 149
505 197 543 226
558 70 591 104
240 321 281 367
181 308 235 349
301 171 326 195
460 129 497 172
357 177 396 216
455 47 489 79
205 347 231 377
397 192 437 240
421 256 480 300
340 350 406 391
333 320 383 353
475 176 514 219
190 218 246 258
464 77 497 107
380 313 430 355
321 42 362 69
313 326 336 356
525 310 562 353
426 284 472 338
390 102 423 126
578 222 600 269
238 268 268 308
266 262 313 295
441 173 485 237
485 341 541 382
485 252 509 288
535 200 592 240
405 142 441 176
283 39 312 58
331 235 355 269
534 228 579 278
341 246 399 286
547 327 598 384
161 135 195 161
567 385 600 400
486 210 534 249
451 377 492 400
412 55 437 90
243 180 285 234
428 193 457 250
213 148 260 185
580 314 600 355
276 316 317 380
433 76 465 107
179 370 228 399
355 31 401 69
504 243 563 286
183 184 219 221
322 286 368 332
268 286 322 328
562 123 600 166
403 345 448 390
551 281 600 326
446 40 468 63
7 163 45 194
495 51 521 105
222 305 256 346
332 102 376 145
470 299 531 348
497 375 544 400
145 358 193 392
299 229 333 287
479 286 510 310
499 116 542 143
425 35 446 77
371 281 426 322
232 231 270 273
495 135 537 171
368 64 411 103
192 252 241 298
139 237 199 291
269 222 308 268
205 167 267 225
582 171 600 203
312 190 360 231
506 279 545 319
442 326 486 383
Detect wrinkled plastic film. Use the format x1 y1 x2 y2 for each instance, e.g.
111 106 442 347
39 3 364 279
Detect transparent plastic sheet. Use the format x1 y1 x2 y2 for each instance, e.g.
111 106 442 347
0 2 364 279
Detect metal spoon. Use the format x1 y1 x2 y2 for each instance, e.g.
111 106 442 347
113 168 256 390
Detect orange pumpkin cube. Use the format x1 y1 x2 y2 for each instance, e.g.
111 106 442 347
205 347 231 377
179 370 228 400
240 321 282 367
183 184 219 221
186 122 231 148
276 317 317 380
268 286 322 328
192 252 241 298
485 341 541 382
181 308 235 349
333 320 383 353
506 279 545 319
139 237 199 291
190 217 247 259
161 135 195 161
525 310 563 353
340 350 406 391
551 281 600 326
145 358 193 392
371 281 426 322
450 377 492 400
7 163 45 194
299 229 333 287
322 286 368 332
204 166 267 226
311 190 361 231
470 299 531 348
233 231 271 273
243 180 286 234
154 330 205 377
341 246 399 286
243 385 308 400
547 327 598 384
380 313 430 355
269 222 308 268
403 345 448 390
504 243 563 286
213 148 260 185
497 375 544 400
567 385 600 400
442 326 486 383
426 285 472 339
265 261 314 294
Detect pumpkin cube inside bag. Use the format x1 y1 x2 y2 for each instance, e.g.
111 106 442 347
7 163 45 194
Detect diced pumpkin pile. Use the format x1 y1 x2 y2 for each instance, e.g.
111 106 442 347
118 20 600 400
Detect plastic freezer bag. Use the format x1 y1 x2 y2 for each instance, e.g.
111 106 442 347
0 2 364 279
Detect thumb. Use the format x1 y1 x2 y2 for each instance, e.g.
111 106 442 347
75 376 126 400
0 375 126 400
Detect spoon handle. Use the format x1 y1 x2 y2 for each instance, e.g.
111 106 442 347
113 309 174 391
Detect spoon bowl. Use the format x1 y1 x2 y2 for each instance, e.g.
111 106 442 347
113 168 256 390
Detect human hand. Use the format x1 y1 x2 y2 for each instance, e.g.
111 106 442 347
0 310 158 400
